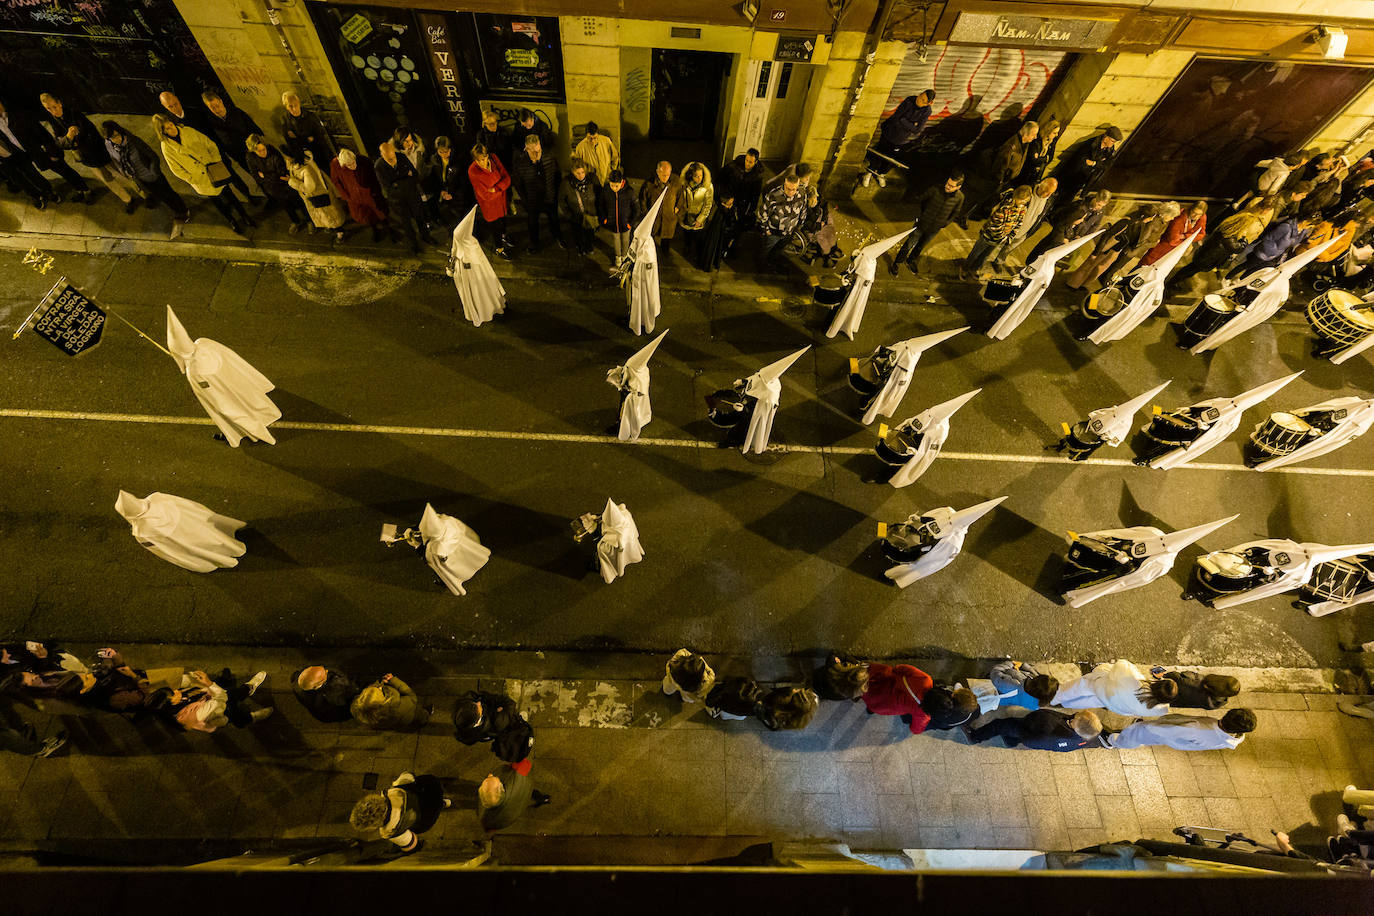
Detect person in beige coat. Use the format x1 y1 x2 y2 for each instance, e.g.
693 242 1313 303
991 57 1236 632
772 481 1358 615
350 673 431 730
572 121 618 186
287 150 345 240
677 162 713 264
153 114 253 235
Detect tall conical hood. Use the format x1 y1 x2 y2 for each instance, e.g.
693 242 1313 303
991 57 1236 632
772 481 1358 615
454 205 478 243
114 490 149 520
1159 514 1238 554
626 329 668 373
1276 233 1345 281
165 305 195 370
754 346 810 384
1095 380 1173 425
857 228 916 261
892 326 968 359
418 503 444 540
602 498 629 529
1228 371 1303 411
1151 229 1200 278
916 388 981 428
1033 230 1102 268
634 188 669 243
947 496 1008 532
1302 542 1374 566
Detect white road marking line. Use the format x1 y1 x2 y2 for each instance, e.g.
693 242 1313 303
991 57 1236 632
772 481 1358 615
4 406 1374 478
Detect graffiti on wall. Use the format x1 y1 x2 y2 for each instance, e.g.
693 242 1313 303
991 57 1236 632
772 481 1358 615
882 45 1068 125
624 65 649 114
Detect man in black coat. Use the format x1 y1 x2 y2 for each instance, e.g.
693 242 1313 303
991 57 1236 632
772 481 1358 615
968 708 1105 751
890 171 965 276
718 148 764 227
510 108 553 158
452 689 533 763
510 133 563 252
1053 125 1121 204
431 136 470 224
0 97 87 203
39 91 139 209
291 666 360 723
375 139 434 253
201 91 264 198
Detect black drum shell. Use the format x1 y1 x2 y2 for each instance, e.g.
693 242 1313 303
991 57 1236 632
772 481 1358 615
813 275 850 306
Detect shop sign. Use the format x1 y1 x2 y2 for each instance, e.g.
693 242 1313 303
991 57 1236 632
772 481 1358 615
417 13 468 134
950 12 1115 50
340 13 373 45
774 35 814 62
505 48 540 68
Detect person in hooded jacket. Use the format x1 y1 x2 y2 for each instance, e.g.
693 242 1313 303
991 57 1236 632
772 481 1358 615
598 169 640 260
677 162 714 264
558 157 599 255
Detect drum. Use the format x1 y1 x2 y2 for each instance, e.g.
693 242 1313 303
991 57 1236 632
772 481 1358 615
980 277 1023 307
1141 411 1205 448
1177 294 1236 348
705 388 748 428
875 425 922 465
881 523 934 564
1298 558 1369 604
812 274 850 306
1060 537 1131 591
847 354 886 396
1306 289 1374 349
1081 285 1127 321
1244 412 1312 466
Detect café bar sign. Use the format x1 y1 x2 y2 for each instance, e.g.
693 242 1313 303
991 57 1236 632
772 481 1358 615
951 12 1116 50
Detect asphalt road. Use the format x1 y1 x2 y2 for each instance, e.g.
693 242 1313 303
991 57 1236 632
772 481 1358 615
1 250 1371 667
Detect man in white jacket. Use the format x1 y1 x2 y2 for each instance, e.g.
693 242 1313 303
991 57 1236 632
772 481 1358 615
1107 708 1256 750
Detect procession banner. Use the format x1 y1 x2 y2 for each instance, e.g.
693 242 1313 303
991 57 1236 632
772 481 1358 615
30 282 106 356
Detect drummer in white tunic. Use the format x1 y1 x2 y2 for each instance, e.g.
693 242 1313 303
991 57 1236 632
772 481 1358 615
115 490 247 573
1052 659 1176 718
848 327 966 427
1107 709 1256 750
446 205 506 327
873 389 980 488
1049 381 1171 461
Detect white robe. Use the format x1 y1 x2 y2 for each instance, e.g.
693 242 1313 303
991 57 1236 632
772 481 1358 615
1060 526 1180 608
1052 659 1168 718
448 227 505 327
422 513 490 596
884 527 967 588
608 364 652 442
596 502 644 583
1146 400 1245 470
1087 278 1167 345
117 491 246 573
1109 715 1243 750
862 353 916 427
888 419 950 488
628 232 661 335
741 376 781 455
1255 398 1374 471
178 340 281 447
826 253 877 341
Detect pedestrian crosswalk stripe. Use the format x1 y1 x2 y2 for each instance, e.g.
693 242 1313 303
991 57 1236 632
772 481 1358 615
4 407 1374 478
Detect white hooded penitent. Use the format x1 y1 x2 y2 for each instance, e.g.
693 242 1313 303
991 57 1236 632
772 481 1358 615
596 498 645 584
741 346 810 455
166 305 281 447
1088 231 1199 346
826 229 915 340
1253 396 1374 471
418 503 490 597
1208 539 1374 610
1084 380 1173 449
628 188 668 335
1062 515 1237 608
1147 372 1302 470
987 231 1102 341
607 329 668 442
447 205 506 327
861 326 967 426
885 496 1006 588
1190 234 1344 354
888 388 981 488
115 489 247 573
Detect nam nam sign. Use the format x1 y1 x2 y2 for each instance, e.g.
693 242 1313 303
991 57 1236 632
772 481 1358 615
950 12 1115 50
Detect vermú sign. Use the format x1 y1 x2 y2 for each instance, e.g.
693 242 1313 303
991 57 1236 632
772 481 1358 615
950 12 1116 50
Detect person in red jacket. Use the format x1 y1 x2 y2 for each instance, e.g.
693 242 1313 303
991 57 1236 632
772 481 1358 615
330 148 395 243
862 662 934 734
1141 200 1206 266
468 142 512 259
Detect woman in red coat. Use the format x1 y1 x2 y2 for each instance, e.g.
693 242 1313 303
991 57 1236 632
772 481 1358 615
1141 200 1206 266
468 143 512 258
862 662 934 734
329 148 394 242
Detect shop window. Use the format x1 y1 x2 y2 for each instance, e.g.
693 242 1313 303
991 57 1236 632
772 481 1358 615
1107 58 1373 200
458 14 564 101
755 61 772 98
777 62 793 100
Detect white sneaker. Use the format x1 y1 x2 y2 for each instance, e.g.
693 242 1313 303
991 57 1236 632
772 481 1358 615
249 707 274 723
1336 813 1355 835
246 671 268 695
860 171 872 187
1337 699 1374 719
876 174 887 188
169 221 184 240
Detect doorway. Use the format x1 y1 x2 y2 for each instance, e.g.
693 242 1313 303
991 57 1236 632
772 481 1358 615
735 59 815 163
650 48 730 144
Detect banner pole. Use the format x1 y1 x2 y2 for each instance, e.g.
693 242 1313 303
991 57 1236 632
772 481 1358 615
104 306 175 359
10 276 65 340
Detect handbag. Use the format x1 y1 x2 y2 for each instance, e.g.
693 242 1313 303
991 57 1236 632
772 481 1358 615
206 159 232 187
308 192 331 207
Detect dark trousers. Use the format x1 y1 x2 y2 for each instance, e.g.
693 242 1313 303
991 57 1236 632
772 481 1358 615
39 154 89 192
894 227 939 267
139 175 190 220
569 220 595 254
0 152 53 203
525 202 561 247
760 231 789 261
963 235 1002 272
0 722 45 755
969 716 1031 746
224 683 254 729
207 190 249 229
391 199 430 250
217 151 252 202
866 138 905 176
1172 237 1242 285
479 215 508 247
274 192 308 226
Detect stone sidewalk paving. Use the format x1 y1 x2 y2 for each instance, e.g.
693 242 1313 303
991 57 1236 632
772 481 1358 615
2 646 1371 862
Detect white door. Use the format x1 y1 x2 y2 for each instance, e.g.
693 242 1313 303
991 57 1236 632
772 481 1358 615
735 60 814 161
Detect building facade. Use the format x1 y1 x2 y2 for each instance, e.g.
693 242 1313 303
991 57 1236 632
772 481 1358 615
3 0 1374 199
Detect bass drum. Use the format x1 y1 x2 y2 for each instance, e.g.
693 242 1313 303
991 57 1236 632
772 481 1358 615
980 277 1023 307
875 424 923 465
847 354 886 397
812 274 850 306
705 388 749 428
1080 285 1128 322
1193 550 1278 596
1177 294 1236 348
1306 288 1374 352
1243 412 1312 466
